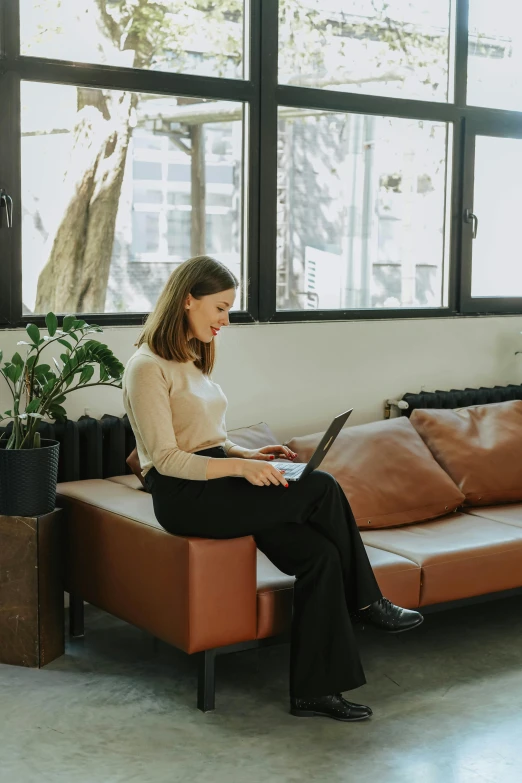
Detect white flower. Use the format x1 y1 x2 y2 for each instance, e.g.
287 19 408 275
17 340 31 346
17 413 28 420
28 413 43 419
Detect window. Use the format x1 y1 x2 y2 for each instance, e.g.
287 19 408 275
471 136 522 297
20 84 246 315
2 1 522 328
460 126 522 313
467 1 522 112
276 110 451 311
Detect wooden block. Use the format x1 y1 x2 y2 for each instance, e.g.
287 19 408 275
0 509 65 667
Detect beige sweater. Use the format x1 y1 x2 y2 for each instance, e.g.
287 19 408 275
122 343 238 481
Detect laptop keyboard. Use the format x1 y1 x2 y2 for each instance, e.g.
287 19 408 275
273 461 304 478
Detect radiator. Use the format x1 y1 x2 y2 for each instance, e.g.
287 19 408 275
5 386 522 478
0 415 135 483
393 384 522 417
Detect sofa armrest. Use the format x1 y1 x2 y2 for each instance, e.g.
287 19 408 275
57 481 258 654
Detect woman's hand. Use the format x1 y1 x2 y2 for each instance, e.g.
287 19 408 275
242 445 297 462
237 459 289 487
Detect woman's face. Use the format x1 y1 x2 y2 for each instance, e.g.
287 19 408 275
184 288 236 343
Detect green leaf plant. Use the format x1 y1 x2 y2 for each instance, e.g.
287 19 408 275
0 313 124 449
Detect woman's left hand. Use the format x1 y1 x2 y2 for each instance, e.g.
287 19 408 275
243 445 298 461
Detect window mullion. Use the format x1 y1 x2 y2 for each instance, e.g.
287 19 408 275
454 0 469 108
258 0 278 321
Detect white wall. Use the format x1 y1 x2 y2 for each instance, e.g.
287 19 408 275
2 315 522 441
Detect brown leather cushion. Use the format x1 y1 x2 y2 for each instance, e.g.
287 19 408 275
362 513 522 606
107 474 144 491
58 478 162 529
126 447 147 489
286 417 465 529
464 503 522 530
410 400 522 506
255 545 422 639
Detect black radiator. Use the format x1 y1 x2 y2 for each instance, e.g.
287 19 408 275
4 386 522 480
400 384 522 417
0 415 135 483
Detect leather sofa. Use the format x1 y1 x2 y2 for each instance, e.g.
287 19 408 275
56 400 522 711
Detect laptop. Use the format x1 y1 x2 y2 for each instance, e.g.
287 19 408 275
272 409 353 482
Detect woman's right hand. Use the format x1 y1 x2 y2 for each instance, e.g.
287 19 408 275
238 459 288 487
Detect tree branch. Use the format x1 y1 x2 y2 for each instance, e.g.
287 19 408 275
93 0 122 47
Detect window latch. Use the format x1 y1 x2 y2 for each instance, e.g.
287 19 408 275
464 208 478 239
0 188 13 228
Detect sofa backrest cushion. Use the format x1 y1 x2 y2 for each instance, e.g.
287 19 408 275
286 417 465 529
227 422 280 450
410 400 522 506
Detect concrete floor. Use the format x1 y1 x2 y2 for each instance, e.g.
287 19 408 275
1 596 522 783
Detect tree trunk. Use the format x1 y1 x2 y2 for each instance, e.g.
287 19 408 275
190 124 206 256
35 90 134 314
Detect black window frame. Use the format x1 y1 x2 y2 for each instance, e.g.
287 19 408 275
1 0 522 329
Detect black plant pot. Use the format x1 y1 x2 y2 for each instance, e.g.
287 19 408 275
0 439 60 517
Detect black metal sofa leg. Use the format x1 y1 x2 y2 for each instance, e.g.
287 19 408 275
198 649 217 712
69 593 85 638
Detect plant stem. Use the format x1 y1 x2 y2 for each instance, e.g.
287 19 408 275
0 371 16 403
61 380 122 394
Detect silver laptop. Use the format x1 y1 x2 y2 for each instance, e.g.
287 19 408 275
273 409 353 482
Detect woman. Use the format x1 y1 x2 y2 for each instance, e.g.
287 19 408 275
122 255 423 723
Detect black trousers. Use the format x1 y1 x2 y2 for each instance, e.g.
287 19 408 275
145 446 382 698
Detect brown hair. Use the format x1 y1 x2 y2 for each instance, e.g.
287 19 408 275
137 255 239 375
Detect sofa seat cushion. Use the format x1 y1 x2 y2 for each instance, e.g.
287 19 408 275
256 551 294 640
410 400 522 506
361 513 522 606
256 546 421 639
286 417 465 529
107 474 144 491
364 546 422 609
58 478 161 529
464 504 522 529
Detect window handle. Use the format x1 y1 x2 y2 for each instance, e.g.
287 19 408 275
464 208 478 239
0 188 13 228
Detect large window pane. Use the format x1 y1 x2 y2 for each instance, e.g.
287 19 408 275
471 136 522 298
21 1 246 79
279 0 453 103
21 83 246 314
276 109 451 310
467 2 522 111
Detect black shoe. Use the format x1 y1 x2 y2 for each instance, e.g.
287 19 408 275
357 597 424 633
290 693 372 722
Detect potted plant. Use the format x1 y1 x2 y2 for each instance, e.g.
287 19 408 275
0 313 124 517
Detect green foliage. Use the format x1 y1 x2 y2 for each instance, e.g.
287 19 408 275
0 313 124 450
94 0 243 74
278 0 448 94
45 312 58 336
